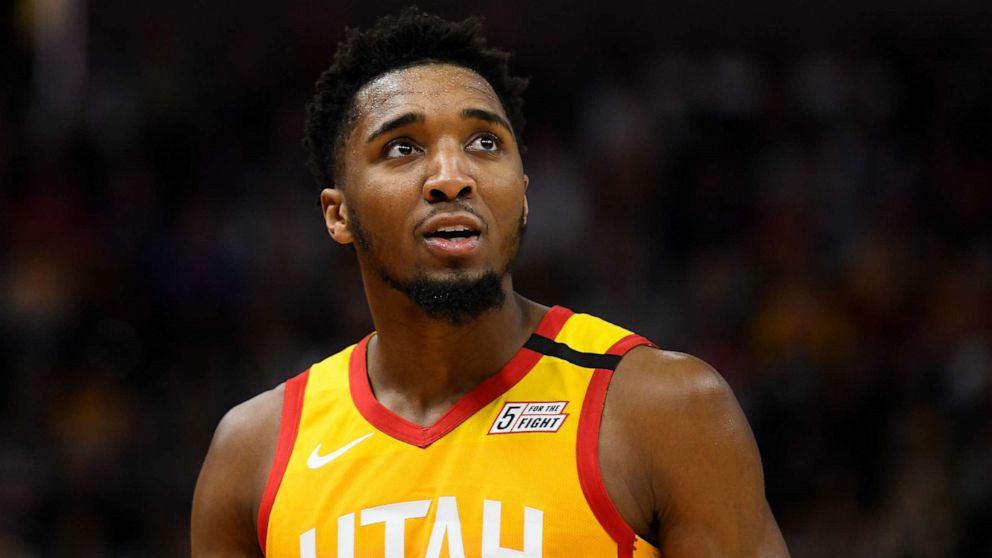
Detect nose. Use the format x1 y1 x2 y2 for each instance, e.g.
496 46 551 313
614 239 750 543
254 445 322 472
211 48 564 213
422 140 476 202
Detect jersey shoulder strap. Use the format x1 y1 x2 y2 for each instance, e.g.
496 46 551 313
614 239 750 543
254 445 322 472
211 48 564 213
561 311 657 556
255 343 356 553
256 368 309 552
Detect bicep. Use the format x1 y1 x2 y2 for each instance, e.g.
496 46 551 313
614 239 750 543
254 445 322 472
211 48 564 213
614 349 789 558
191 404 273 557
653 363 788 558
658 462 787 558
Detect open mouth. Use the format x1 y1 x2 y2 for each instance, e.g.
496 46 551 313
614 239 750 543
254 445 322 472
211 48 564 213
425 225 480 242
423 225 481 255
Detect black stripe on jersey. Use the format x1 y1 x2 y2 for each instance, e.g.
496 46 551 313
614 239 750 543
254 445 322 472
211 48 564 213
524 334 623 370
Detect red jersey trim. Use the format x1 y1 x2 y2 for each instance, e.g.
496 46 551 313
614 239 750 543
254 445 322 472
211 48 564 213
576 333 657 557
257 369 310 554
607 334 654 358
349 305 574 448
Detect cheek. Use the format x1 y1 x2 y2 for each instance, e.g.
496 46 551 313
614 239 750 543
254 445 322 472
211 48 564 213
351 179 421 232
486 176 527 224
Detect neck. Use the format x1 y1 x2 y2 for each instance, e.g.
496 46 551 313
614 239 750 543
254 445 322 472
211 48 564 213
362 276 546 426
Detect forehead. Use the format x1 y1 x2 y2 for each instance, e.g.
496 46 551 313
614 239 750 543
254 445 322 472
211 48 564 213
351 64 506 128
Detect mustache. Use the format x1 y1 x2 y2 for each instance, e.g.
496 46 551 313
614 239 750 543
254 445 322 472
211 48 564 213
413 201 487 231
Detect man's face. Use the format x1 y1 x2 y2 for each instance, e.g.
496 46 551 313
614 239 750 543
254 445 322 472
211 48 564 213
327 63 529 323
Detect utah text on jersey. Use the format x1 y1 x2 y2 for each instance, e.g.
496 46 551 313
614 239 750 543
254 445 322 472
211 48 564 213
300 497 541 558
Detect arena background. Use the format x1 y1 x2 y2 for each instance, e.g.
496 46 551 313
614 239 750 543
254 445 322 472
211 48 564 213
2 0 991 555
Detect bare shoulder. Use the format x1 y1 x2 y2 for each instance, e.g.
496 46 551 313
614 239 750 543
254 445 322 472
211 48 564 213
602 346 790 558
191 385 284 557
609 347 740 430
611 346 729 398
210 385 285 468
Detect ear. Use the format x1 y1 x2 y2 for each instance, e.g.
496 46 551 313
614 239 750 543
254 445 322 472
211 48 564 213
320 188 355 245
522 174 530 225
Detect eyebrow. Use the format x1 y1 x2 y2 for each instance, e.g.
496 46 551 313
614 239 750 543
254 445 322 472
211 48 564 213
366 112 425 144
365 108 514 144
460 108 512 134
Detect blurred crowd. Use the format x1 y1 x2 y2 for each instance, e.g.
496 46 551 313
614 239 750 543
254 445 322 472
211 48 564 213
1 1 990 556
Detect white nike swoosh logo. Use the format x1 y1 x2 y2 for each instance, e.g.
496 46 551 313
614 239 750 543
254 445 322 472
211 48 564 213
306 432 374 469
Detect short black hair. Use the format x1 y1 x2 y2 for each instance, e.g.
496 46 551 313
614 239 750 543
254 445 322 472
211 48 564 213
303 7 529 189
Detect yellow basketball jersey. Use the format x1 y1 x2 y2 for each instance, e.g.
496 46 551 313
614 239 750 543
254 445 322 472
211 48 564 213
259 306 662 557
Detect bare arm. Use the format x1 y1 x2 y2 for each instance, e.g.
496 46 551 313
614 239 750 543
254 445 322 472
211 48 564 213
191 386 283 558
602 348 789 557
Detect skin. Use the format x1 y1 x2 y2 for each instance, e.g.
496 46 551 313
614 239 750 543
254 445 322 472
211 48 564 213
191 63 790 557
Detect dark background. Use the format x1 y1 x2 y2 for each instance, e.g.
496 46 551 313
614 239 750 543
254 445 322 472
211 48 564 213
2 0 991 555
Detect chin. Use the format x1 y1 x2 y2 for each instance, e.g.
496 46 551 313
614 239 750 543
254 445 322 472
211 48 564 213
381 267 507 326
425 266 491 282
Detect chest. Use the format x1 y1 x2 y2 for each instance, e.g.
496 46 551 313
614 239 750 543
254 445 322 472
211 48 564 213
268 365 604 556
259 309 661 557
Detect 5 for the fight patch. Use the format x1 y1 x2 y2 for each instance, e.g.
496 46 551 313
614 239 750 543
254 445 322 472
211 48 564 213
488 401 569 434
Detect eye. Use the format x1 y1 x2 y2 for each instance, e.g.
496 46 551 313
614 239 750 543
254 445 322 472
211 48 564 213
384 140 420 159
467 133 501 153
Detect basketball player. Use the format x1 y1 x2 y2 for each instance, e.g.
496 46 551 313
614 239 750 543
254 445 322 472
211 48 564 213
192 8 790 557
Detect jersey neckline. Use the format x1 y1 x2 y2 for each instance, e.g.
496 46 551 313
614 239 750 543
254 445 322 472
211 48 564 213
348 305 574 448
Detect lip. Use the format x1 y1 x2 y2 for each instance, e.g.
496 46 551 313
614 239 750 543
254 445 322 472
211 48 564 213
418 212 484 257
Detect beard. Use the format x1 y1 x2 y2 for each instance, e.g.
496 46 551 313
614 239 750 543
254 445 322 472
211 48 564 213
382 269 506 326
351 207 526 326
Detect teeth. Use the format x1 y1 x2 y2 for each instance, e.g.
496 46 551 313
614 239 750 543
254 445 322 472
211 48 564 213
436 225 471 233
